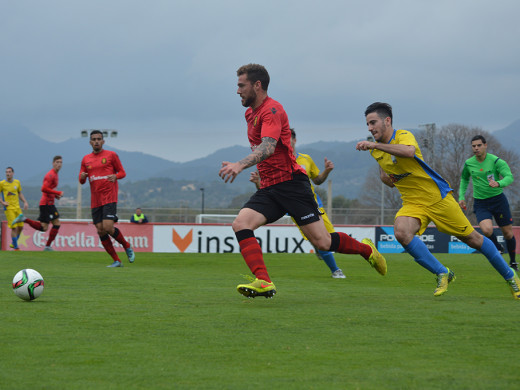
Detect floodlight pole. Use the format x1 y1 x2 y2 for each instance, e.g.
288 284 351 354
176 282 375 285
200 188 205 214
419 123 436 169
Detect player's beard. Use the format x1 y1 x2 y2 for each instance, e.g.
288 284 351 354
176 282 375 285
242 91 256 107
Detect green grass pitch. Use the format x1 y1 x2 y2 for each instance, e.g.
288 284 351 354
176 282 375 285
1 250 519 389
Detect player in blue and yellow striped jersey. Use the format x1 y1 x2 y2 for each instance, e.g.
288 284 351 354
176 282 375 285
0 167 29 250
356 102 520 299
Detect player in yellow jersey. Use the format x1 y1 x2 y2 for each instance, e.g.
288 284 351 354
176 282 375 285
0 167 29 250
291 128 346 278
250 128 346 278
356 102 520 299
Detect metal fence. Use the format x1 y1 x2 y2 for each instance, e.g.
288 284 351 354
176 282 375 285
4 206 519 226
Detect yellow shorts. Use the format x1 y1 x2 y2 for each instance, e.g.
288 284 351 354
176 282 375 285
295 207 334 240
396 193 474 237
5 208 24 229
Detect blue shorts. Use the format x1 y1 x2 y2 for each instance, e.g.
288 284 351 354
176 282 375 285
474 193 513 226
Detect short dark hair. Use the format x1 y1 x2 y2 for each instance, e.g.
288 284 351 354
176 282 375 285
53 155 62 162
6 166 14 172
365 102 393 124
236 63 270 91
290 128 296 138
90 130 103 139
471 135 486 144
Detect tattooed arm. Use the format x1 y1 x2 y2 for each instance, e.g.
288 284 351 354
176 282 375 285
219 137 277 183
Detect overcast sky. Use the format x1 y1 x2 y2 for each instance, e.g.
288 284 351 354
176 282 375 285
1 0 519 162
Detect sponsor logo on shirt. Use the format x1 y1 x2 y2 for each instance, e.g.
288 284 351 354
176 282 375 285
90 175 109 181
102 158 107 164
388 172 411 183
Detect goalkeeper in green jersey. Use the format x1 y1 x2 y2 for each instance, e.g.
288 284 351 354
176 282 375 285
459 135 517 270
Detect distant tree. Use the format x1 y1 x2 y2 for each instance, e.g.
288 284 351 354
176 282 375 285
332 195 362 209
358 165 402 210
425 125 519 219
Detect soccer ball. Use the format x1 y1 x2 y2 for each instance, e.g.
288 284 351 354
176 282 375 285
12 269 45 301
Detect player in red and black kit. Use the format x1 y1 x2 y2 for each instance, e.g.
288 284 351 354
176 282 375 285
219 64 387 298
12 155 64 251
79 130 135 267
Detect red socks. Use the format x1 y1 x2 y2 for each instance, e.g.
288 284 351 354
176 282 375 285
46 225 60 247
330 232 371 259
110 228 130 249
100 234 120 262
25 218 43 231
236 230 271 282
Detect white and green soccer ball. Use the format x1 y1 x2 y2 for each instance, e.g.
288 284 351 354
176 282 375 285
12 269 45 301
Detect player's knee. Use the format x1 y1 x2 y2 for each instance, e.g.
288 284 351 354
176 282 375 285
309 235 331 251
314 241 330 251
481 228 493 237
459 231 482 249
232 218 247 233
394 230 410 245
102 223 115 235
96 226 107 235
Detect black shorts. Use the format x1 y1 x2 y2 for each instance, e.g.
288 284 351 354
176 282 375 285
474 193 513 226
38 205 60 223
91 203 119 225
243 173 321 226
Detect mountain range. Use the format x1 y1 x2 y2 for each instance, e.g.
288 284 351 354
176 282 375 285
2 120 520 208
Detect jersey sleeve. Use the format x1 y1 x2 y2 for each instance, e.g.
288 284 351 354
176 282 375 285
306 156 320 180
41 172 60 195
395 130 425 161
112 153 126 180
395 130 417 146
79 157 88 184
259 109 282 141
41 185 61 195
496 158 514 188
458 162 471 200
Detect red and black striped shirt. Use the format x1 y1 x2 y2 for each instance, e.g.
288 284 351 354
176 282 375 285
245 97 305 188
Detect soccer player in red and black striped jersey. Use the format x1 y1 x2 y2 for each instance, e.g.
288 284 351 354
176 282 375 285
79 130 135 267
219 64 387 299
13 156 64 250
